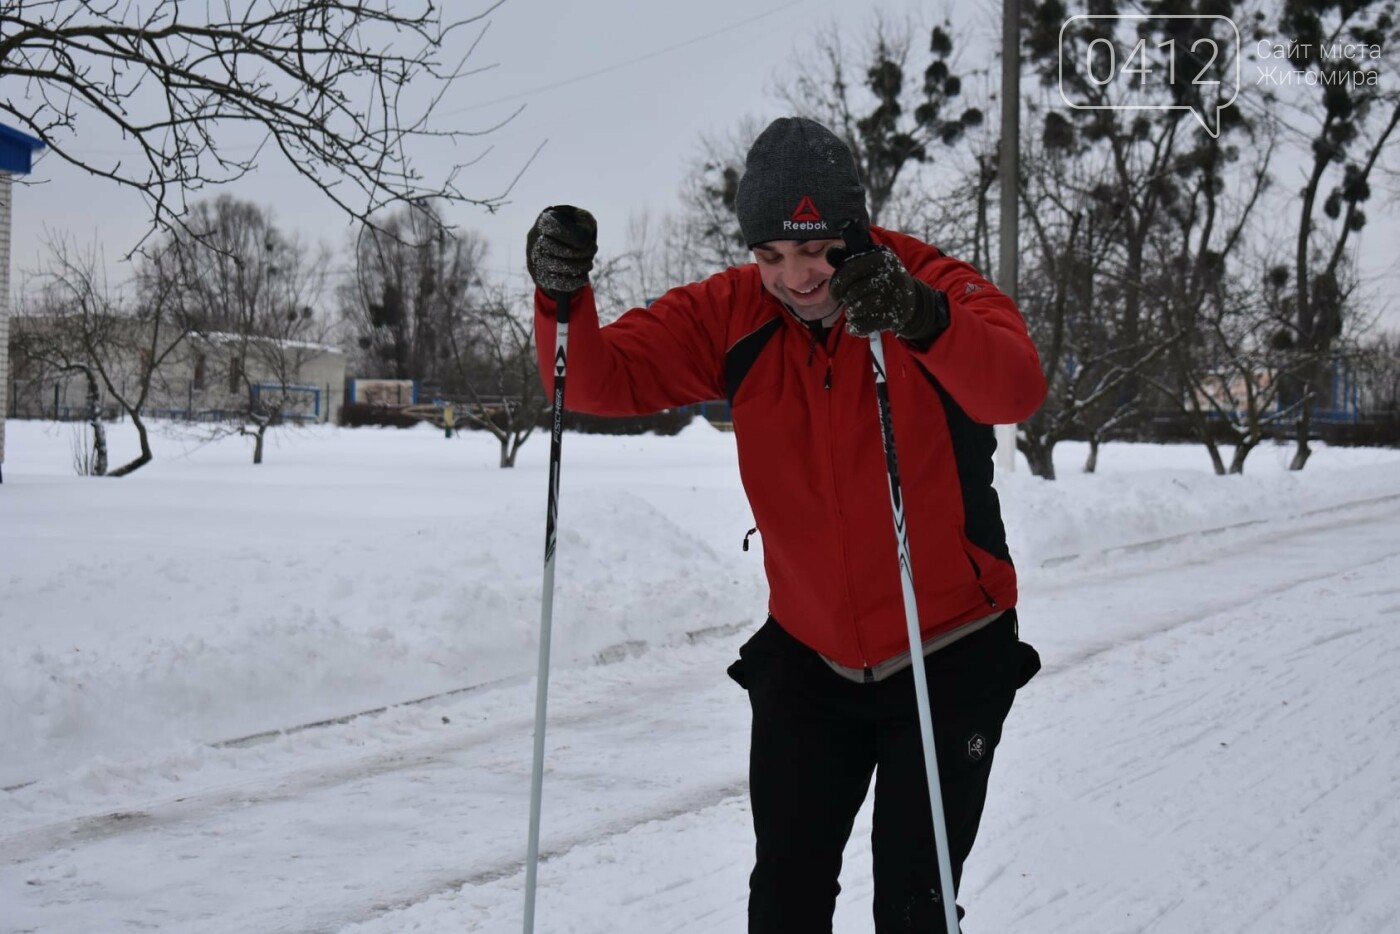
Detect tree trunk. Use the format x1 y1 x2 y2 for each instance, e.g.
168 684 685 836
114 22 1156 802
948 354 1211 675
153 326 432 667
254 424 267 465
90 418 109 477
1020 435 1056 480
1290 404 1313 471
1120 231 1146 408
1228 440 1256 475
973 154 993 272
1290 125 1333 473
499 434 514 468
108 411 153 477
1203 438 1227 476
79 367 108 477
1084 435 1100 474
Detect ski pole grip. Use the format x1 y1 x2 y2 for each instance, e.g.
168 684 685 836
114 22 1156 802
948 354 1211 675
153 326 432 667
840 219 874 256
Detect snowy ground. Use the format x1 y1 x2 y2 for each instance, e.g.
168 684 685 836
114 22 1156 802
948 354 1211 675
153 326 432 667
1 417 1398 933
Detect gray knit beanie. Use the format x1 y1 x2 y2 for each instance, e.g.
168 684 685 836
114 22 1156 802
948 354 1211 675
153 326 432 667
734 117 869 247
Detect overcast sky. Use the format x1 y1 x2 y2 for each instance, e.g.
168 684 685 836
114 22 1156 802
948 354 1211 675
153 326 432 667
6 0 1398 328
7 0 956 284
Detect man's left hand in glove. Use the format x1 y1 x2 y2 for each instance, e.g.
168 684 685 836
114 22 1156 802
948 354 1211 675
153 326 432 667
825 245 950 347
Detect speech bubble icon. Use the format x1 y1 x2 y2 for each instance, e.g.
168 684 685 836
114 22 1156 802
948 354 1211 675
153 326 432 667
1058 14 1241 138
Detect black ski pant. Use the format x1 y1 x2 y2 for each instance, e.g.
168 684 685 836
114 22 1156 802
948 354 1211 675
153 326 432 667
728 610 1039 934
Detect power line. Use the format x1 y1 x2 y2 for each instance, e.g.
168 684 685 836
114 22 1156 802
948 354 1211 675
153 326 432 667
34 0 825 159
440 0 820 117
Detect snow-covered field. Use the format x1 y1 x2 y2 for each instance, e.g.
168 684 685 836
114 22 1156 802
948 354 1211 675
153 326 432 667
2 417 1398 933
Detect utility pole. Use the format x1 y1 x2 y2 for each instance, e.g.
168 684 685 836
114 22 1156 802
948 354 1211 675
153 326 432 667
996 0 1022 474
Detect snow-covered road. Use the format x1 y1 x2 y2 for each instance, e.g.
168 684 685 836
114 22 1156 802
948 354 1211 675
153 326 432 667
5 431 1398 933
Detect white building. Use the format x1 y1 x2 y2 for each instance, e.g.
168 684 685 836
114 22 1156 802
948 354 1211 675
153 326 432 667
7 319 347 425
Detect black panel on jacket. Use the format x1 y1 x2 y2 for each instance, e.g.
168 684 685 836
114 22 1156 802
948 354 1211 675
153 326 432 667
725 317 783 404
914 361 1012 562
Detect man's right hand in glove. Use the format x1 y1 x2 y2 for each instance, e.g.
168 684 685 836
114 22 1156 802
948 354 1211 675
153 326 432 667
526 205 598 300
827 240 949 348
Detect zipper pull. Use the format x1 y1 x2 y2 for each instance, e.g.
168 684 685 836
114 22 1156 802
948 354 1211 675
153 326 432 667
742 527 759 551
824 363 832 390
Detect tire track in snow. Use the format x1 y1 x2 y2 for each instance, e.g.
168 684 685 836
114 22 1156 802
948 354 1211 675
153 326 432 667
0 641 740 864
269 781 750 934
6 499 1400 933
0 620 749 795
7 502 1399 866
302 508 1400 932
8 490 1390 799
8 490 1387 795
1036 490 1400 569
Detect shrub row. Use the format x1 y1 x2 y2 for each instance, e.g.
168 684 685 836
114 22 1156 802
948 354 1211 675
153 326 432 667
338 403 421 428
544 408 695 436
338 401 695 436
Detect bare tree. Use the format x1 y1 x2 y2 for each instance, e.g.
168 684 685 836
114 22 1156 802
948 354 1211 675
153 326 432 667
228 327 337 465
342 202 488 383
443 287 546 468
1015 4 1263 475
1146 254 1308 474
1352 329 1400 427
775 14 984 227
1141 100 1283 474
1265 0 1400 468
15 238 190 476
1015 124 1182 479
665 119 767 277
341 204 544 466
149 195 332 463
10 276 110 475
0 0 525 246
160 197 328 330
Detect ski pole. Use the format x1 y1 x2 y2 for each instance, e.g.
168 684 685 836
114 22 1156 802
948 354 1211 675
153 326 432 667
523 285 571 934
841 221 961 933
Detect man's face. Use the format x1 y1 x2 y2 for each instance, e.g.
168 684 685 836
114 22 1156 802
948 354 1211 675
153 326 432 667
752 238 844 322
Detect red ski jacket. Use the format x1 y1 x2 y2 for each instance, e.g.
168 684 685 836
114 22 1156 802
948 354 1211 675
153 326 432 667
534 226 1045 669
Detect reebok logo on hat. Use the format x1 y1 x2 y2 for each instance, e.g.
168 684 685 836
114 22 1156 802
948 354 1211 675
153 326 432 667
784 195 829 233
791 196 822 222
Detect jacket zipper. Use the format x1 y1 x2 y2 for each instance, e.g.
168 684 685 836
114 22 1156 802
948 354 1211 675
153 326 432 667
823 335 869 669
806 319 838 392
789 304 868 667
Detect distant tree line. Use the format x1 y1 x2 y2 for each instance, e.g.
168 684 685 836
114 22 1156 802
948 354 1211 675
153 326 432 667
3 0 539 474
12 195 544 472
592 0 1400 477
11 0 1400 478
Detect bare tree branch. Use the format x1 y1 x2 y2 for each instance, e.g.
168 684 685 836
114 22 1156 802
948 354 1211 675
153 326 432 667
0 0 521 252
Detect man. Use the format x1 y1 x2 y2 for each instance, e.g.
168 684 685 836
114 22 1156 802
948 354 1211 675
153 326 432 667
527 116 1044 932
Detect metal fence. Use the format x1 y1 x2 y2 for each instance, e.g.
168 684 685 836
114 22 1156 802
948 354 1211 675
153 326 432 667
9 377 340 424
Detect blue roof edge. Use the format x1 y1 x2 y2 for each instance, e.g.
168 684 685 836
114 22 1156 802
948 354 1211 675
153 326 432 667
0 124 47 175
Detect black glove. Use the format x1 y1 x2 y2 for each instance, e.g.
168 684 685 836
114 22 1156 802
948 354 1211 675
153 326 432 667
826 244 949 347
526 205 598 299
